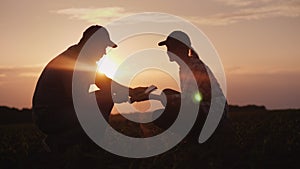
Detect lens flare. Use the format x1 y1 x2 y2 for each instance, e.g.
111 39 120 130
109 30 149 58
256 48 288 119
193 91 202 103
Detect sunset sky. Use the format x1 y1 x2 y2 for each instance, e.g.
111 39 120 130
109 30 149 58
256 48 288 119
0 0 299 110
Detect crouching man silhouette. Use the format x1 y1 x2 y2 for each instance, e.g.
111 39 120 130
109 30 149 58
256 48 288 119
32 25 148 153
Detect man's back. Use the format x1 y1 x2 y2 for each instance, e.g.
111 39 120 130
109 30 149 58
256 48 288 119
178 55 228 141
32 45 81 135
33 45 79 108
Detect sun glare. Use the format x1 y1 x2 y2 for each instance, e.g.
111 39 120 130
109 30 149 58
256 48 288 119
97 55 118 78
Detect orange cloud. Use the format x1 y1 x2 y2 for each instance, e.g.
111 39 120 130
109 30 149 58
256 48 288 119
54 1 300 27
54 7 133 24
0 65 44 78
191 0 300 25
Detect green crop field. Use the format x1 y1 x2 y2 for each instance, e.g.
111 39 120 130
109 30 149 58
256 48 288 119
0 106 299 169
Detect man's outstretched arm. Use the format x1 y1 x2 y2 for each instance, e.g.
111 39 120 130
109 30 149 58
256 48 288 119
95 73 149 103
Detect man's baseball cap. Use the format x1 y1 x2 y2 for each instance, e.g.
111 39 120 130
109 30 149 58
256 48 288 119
82 25 117 48
158 31 191 48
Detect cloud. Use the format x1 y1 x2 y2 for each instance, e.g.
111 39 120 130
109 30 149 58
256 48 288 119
54 2 300 27
18 72 41 77
54 7 133 24
0 65 44 78
226 66 300 75
54 8 186 26
191 0 300 25
215 0 273 7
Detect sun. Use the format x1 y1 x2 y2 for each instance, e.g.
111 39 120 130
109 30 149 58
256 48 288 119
96 55 118 78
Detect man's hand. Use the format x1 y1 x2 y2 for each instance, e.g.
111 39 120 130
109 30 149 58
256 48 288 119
129 86 157 103
129 87 147 96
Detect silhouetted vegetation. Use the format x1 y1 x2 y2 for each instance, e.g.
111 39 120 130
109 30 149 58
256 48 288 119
0 105 299 169
0 106 32 124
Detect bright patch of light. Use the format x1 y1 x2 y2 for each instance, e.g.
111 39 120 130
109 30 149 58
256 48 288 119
193 91 202 103
97 55 117 78
88 84 100 93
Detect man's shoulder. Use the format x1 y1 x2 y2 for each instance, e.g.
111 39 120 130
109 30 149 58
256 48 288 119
50 44 79 61
65 44 80 54
45 46 78 70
